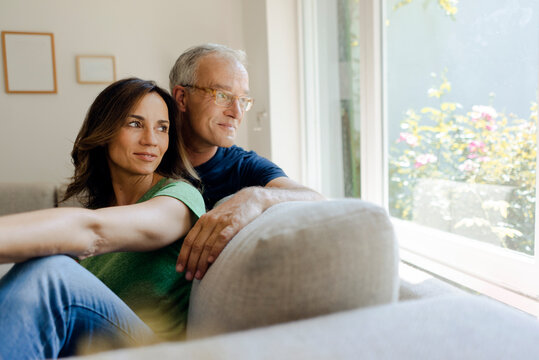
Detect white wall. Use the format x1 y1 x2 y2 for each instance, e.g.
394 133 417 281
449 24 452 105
265 0 303 182
240 0 305 183
0 0 307 185
242 0 272 160
0 0 247 184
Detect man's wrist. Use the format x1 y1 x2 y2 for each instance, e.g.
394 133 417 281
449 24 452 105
238 186 272 211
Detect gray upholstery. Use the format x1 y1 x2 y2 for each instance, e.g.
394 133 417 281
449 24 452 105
187 199 399 339
398 262 465 301
0 264 12 278
56 183 85 208
75 295 539 360
1 182 537 359
0 182 78 278
0 182 56 216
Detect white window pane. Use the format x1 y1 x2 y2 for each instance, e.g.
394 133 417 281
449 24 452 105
385 0 539 255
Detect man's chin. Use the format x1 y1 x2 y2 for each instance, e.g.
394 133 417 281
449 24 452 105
218 142 235 148
217 137 236 148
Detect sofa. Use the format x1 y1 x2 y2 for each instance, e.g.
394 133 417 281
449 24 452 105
1 182 539 359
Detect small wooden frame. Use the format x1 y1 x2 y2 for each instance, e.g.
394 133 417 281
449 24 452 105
76 55 116 84
1 31 57 94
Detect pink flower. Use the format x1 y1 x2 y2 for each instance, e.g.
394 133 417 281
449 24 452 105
458 159 479 172
470 105 497 122
414 154 437 168
398 132 418 147
468 140 486 152
485 123 497 131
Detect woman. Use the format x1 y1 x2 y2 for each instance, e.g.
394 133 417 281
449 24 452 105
0 78 205 358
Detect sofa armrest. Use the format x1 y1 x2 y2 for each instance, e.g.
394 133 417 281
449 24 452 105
186 199 399 339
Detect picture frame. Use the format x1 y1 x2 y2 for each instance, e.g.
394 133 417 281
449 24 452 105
76 55 116 84
1 31 57 94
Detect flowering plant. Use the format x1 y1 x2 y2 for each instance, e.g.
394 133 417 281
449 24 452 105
389 72 538 254
393 0 459 18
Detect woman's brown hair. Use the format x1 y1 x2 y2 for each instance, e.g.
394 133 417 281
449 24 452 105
63 77 197 209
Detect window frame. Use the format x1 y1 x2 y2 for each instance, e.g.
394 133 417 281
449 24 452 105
376 0 539 300
300 0 539 303
299 0 346 198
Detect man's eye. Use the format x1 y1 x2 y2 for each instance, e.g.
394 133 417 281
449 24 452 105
216 91 229 101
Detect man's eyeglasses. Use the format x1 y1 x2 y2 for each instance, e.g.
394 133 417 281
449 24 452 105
183 85 254 112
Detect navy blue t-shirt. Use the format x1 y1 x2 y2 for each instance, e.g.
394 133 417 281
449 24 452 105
195 145 287 209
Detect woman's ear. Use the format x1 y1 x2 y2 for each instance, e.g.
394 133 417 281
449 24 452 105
173 85 188 112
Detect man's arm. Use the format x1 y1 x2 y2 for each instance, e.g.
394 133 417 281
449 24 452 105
176 177 324 280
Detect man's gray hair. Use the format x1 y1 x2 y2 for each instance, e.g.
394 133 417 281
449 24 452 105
169 43 247 92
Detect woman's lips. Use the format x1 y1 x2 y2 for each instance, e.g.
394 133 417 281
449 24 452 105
134 153 158 162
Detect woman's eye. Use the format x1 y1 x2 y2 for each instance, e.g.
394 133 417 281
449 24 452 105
127 121 141 128
158 125 169 133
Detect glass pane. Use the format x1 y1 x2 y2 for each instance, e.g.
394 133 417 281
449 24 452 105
337 0 361 197
385 0 539 255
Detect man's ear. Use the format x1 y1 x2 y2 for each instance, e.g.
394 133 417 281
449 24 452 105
173 85 188 112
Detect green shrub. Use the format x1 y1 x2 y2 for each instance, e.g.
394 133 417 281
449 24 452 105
389 72 537 254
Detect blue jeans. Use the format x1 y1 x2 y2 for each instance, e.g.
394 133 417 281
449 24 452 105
0 255 154 359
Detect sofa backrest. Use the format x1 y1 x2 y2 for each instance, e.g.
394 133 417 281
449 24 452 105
0 182 57 216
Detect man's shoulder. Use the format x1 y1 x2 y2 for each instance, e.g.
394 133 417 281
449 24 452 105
220 145 266 161
199 145 283 178
221 145 253 156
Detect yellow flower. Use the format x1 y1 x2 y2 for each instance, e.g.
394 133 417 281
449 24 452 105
439 0 458 16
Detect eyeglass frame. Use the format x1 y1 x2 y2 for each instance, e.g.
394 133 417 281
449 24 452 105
182 84 254 112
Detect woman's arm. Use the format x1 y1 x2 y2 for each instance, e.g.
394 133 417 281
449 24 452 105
0 196 193 264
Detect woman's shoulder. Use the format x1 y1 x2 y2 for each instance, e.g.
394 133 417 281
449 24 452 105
152 179 205 217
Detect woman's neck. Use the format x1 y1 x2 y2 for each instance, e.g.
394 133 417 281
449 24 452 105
110 172 163 206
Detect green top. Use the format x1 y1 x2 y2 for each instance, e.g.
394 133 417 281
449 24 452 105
80 178 205 341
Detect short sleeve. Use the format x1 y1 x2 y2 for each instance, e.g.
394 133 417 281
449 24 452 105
153 181 206 219
194 146 288 209
240 151 287 188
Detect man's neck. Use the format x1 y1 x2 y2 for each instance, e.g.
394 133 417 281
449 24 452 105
187 145 219 167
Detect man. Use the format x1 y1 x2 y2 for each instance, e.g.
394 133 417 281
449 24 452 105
169 44 324 281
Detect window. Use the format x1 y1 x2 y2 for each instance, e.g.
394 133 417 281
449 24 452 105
387 0 538 256
301 0 539 305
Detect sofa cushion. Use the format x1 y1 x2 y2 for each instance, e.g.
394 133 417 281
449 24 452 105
399 262 465 300
75 294 539 360
0 182 57 279
55 183 85 208
0 264 13 278
186 199 399 339
0 182 56 216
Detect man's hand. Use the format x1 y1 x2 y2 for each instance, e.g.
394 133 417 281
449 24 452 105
176 187 265 281
176 178 324 281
